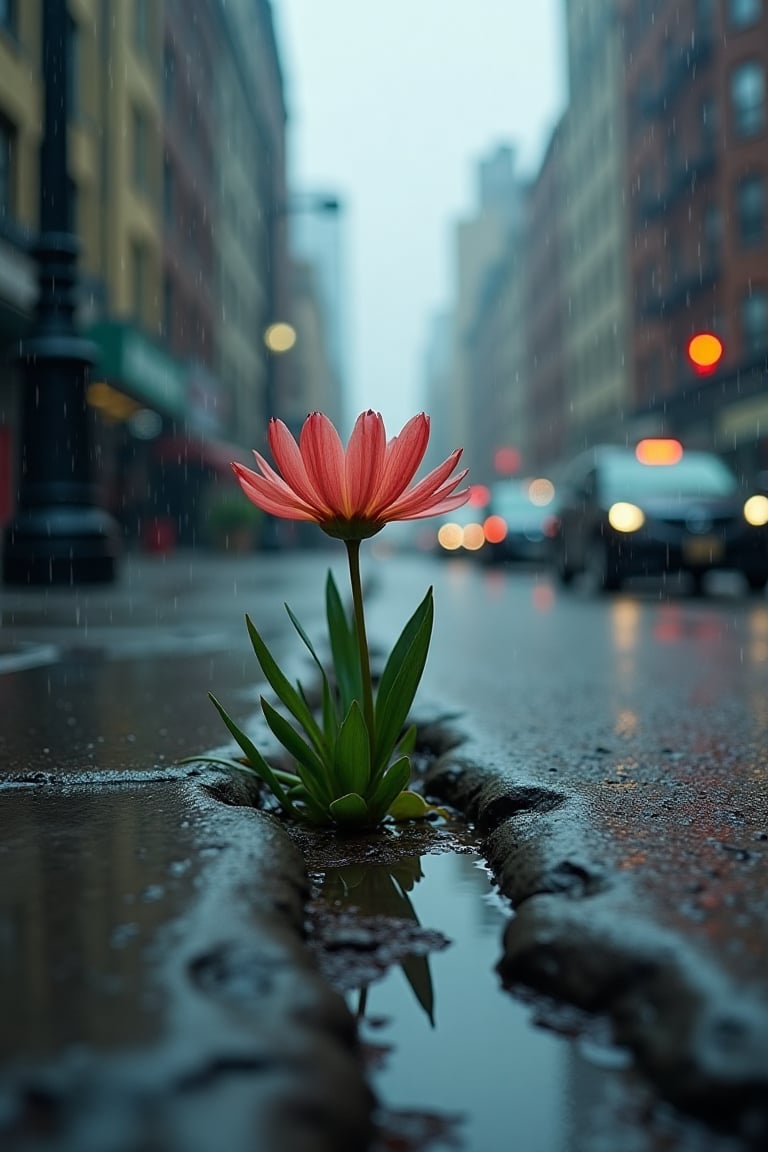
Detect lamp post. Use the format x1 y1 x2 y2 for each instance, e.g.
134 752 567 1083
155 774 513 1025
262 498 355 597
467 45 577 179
2 0 119 585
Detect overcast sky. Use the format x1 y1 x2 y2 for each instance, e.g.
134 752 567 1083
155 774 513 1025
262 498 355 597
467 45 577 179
272 1 567 436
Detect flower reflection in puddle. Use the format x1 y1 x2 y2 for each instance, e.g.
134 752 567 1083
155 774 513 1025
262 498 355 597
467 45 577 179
308 855 450 1027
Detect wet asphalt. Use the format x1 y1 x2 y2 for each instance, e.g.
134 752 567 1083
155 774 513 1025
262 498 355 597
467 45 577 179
1 547 767 1150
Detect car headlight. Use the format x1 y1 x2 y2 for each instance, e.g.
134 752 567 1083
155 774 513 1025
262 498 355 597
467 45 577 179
462 523 485 551
744 495 768 527
608 502 645 533
437 523 463 550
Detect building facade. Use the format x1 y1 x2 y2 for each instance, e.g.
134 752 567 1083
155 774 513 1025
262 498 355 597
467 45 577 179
450 145 526 482
562 0 630 451
524 118 567 472
0 0 295 550
623 0 768 472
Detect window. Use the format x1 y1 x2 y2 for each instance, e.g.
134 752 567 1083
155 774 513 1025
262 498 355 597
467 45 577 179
701 95 717 148
696 0 715 32
163 157 174 225
731 61 766 136
742 288 768 356
737 174 765 245
132 107 148 192
163 44 175 111
0 114 14 220
704 204 722 263
68 176 78 234
132 242 146 322
729 0 762 28
67 17 80 120
134 0 149 55
0 0 17 36
163 274 174 340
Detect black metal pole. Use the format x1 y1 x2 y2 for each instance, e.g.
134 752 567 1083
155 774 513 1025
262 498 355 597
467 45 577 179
2 0 119 585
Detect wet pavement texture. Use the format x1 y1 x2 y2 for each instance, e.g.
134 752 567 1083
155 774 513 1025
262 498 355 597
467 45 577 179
366 553 768 1146
2 549 768 1150
0 776 372 1152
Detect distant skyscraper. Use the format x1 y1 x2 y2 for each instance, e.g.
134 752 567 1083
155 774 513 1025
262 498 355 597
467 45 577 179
289 196 347 431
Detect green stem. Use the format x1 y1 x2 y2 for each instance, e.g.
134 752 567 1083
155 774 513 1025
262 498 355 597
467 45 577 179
345 540 376 761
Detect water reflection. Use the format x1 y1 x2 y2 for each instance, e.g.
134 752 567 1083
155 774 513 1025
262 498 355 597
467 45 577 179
0 786 200 1062
315 851 570 1152
318 857 439 1025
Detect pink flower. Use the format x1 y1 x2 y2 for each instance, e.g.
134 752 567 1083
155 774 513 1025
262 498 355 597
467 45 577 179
232 410 469 540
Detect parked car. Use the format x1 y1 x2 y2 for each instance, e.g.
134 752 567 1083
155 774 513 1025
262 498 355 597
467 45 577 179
481 478 559 565
552 439 768 594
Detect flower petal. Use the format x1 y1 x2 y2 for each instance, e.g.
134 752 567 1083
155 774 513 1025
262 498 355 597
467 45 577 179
249 450 329 517
268 419 331 514
386 467 469 520
375 449 465 519
396 488 472 521
232 463 319 521
300 413 347 515
369 414 430 512
345 410 386 514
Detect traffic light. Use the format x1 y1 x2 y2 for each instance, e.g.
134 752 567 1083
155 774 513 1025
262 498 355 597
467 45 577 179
687 332 723 375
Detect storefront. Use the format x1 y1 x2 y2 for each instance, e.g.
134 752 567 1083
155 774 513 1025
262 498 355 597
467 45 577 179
88 321 250 550
0 229 35 531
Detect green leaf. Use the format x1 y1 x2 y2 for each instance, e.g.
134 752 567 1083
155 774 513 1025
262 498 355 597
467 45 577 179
375 587 433 718
401 952 436 1025
328 792 370 826
386 789 434 821
373 591 434 777
245 615 326 754
178 754 300 788
366 755 411 823
207 694 297 815
326 571 362 713
394 723 418 757
259 696 332 805
333 700 371 797
285 784 332 825
285 604 339 736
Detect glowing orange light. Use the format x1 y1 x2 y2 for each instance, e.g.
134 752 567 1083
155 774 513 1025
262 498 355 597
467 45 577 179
483 514 508 544
468 484 490 507
635 438 683 466
437 523 463 551
462 523 486 551
687 332 723 374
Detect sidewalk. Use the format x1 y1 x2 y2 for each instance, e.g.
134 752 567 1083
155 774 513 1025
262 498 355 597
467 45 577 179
0 551 373 1152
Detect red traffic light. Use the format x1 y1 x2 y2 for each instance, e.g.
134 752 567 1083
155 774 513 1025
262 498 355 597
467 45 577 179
687 332 723 375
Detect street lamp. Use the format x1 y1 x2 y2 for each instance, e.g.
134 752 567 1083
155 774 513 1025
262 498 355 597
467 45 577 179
2 0 120 585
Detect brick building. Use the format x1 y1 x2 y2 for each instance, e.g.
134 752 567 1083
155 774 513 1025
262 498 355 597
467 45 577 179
623 0 768 469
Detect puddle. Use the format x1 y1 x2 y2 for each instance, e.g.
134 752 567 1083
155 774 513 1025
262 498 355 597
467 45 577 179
306 840 742 1152
319 849 571 1150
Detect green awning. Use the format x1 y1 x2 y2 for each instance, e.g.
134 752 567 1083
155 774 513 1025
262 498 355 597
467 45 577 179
88 320 186 417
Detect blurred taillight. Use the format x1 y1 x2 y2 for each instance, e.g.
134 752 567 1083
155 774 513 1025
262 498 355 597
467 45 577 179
483 514 507 544
635 439 683 466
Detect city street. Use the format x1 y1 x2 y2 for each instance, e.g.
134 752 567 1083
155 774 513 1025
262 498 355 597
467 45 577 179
1 547 767 1150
